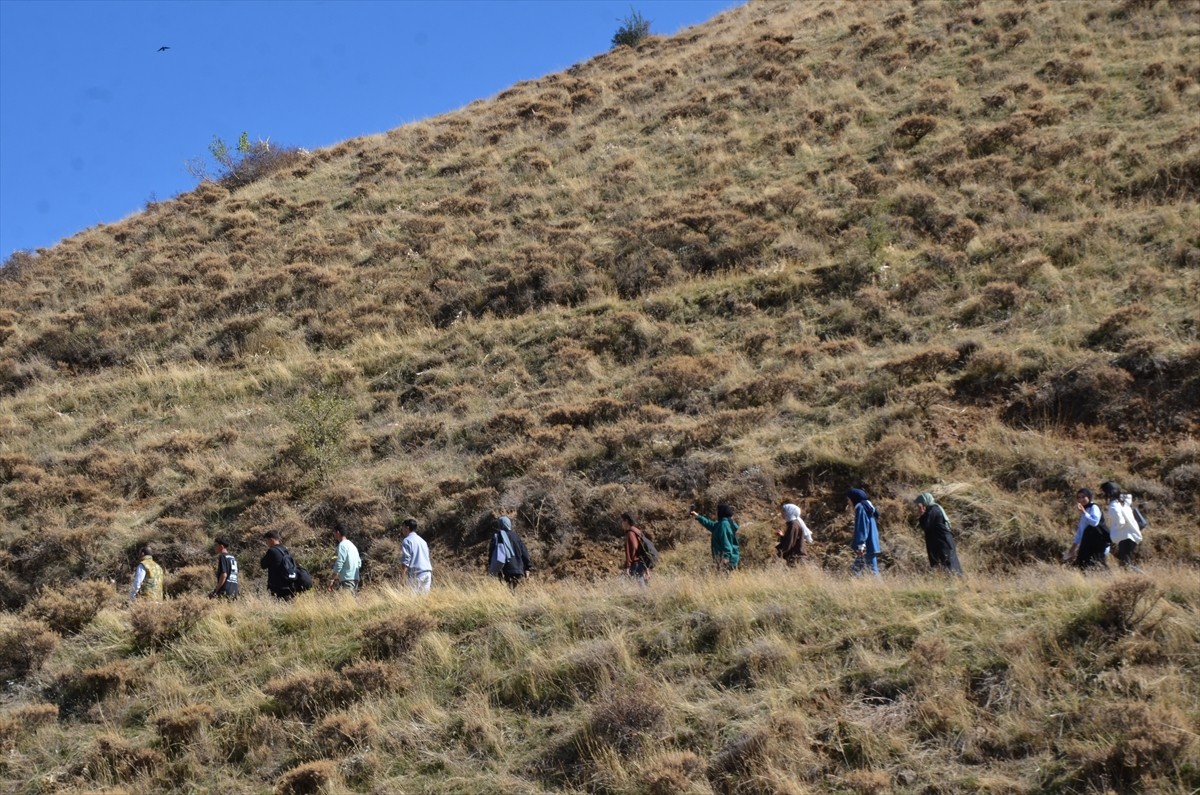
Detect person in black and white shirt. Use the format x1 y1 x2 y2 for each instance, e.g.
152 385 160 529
211 537 239 598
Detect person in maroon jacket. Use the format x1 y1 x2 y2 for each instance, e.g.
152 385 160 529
621 512 650 586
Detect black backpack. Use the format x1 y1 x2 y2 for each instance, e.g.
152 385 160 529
636 530 659 569
280 546 312 593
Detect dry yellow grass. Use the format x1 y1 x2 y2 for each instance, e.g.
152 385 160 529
2 567 1197 793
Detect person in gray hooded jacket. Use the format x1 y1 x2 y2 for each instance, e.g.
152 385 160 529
487 515 533 588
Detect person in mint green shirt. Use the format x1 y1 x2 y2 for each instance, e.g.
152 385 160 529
330 524 361 594
691 503 739 571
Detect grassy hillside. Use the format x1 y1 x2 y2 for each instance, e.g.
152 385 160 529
2 568 1197 794
1 1 1199 789
2 0 1199 593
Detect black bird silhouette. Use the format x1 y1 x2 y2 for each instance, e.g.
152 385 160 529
157 46 170 52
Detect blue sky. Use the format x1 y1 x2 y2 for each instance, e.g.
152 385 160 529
0 0 739 258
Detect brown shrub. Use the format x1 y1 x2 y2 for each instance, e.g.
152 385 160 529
313 712 378 756
647 751 707 795
958 282 1032 324
1096 578 1162 637
1005 359 1134 426
543 397 628 428
80 733 165 783
585 692 666 753
24 580 115 634
0 702 58 751
50 661 138 716
0 617 58 682
155 703 215 754
275 760 338 795
165 564 212 597
882 347 960 385
342 660 403 696
265 671 358 719
130 596 212 649
1058 702 1193 790
894 115 938 145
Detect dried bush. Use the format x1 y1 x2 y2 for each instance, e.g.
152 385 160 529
0 702 58 750
0 249 38 281
50 661 137 717
24 580 115 634
342 660 403 695
1005 359 1134 426
1096 578 1162 637
313 712 379 756
0 617 58 682
586 692 666 753
79 733 165 783
894 115 938 144
275 760 338 795
882 347 960 385
155 703 215 755
1055 703 1193 790
130 596 212 650
264 671 358 719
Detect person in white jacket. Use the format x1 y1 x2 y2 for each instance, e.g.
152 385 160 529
1101 481 1142 569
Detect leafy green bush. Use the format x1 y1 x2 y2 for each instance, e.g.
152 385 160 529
186 131 304 190
612 7 651 49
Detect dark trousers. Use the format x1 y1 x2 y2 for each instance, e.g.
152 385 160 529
1115 539 1138 568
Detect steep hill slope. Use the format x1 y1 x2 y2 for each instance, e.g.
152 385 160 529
2 0 1199 597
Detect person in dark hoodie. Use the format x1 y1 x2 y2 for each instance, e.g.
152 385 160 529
691 503 740 571
847 488 881 576
914 493 962 575
487 515 533 588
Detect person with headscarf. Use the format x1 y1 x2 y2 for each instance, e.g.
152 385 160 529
487 515 533 588
1100 481 1141 569
690 503 739 571
776 501 812 565
913 492 962 575
1063 487 1107 569
846 488 881 576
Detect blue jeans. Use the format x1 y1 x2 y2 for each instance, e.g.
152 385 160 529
851 554 880 577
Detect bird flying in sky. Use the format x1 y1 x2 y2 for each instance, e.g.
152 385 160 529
157 46 170 52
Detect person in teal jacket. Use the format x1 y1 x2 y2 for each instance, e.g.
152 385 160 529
691 503 739 571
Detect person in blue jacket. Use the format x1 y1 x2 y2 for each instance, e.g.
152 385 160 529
691 503 739 571
847 488 881 576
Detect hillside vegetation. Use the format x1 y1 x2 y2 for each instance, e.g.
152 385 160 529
2 569 1198 794
0 0 1199 789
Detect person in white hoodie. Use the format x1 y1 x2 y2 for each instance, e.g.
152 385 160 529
1101 481 1142 569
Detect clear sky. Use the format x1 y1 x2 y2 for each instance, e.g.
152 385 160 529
0 0 740 259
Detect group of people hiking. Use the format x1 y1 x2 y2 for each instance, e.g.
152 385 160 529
681 488 959 579
128 481 1146 601
1064 481 1145 571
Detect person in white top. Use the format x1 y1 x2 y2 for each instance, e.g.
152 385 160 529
1101 481 1142 569
398 517 433 593
330 524 362 594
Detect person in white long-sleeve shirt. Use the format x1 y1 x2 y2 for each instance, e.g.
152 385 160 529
128 545 165 602
398 517 433 593
330 524 361 594
1101 481 1142 569
1064 488 1107 569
